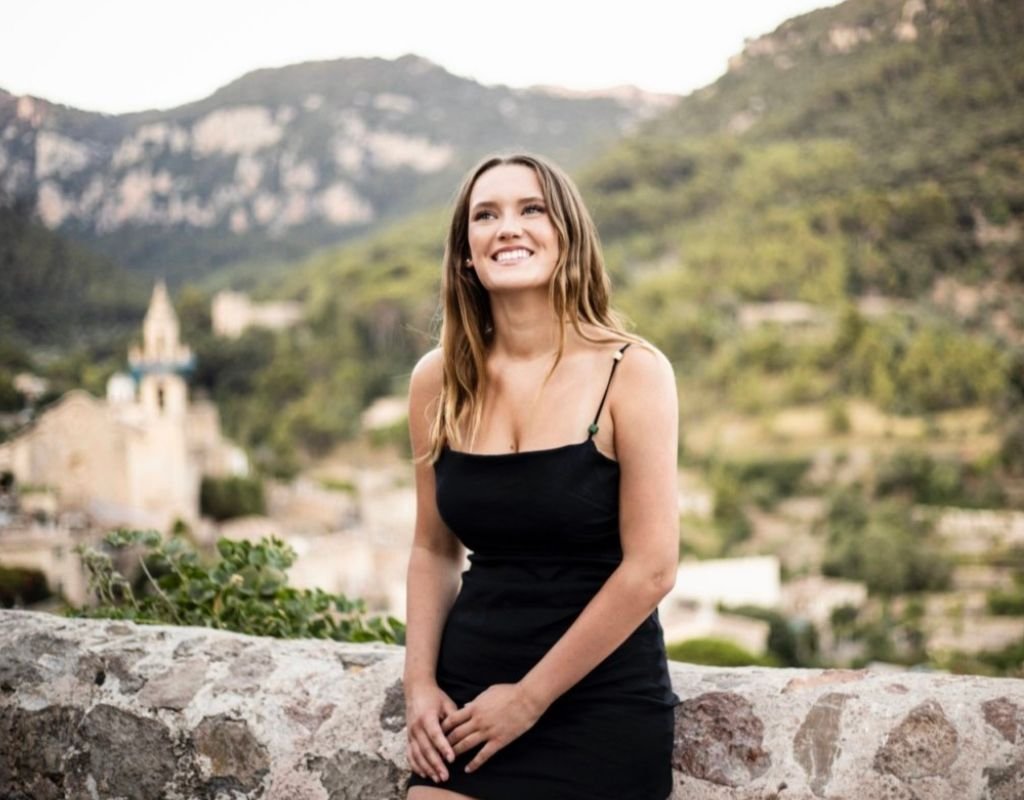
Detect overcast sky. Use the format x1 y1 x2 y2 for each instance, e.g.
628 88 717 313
2 1 837 114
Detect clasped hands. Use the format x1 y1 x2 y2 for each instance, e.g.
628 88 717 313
406 681 546 782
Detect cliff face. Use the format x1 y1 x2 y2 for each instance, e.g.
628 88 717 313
2 610 1022 799
0 55 672 279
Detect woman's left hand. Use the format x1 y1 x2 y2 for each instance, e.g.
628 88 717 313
441 683 546 773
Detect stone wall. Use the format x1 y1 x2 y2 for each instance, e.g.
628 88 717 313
1 609 1022 799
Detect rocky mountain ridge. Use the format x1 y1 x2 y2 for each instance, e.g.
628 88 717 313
0 55 674 279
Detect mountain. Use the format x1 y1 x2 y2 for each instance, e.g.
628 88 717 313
0 55 675 281
204 0 1023 470
575 0 1023 358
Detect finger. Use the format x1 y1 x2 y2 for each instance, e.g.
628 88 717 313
452 730 485 757
442 705 472 733
466 740 501 773
440 695 459 719
408 739 427 779
446 719 476 747
415 730 449 782
426 717 456 763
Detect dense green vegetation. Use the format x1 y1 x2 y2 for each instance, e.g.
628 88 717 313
70 529 404 644
0 202 148 348
199 476 266 521
820 490 952 595
176 213 446 473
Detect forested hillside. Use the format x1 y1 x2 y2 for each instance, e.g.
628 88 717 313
0 201 148 347
184 0 1023 477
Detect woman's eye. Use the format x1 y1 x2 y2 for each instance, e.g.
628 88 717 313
524 204 546 215
472 209 496 221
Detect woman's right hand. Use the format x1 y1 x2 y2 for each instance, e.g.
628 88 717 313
405 681 458 783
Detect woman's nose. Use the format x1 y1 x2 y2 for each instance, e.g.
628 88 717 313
497 214 522 238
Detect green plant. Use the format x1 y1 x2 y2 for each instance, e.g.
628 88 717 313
69 529 404 644
200 476 266 521
987 587 1024 616
317 477 357 494
666 636 776 667
723 604 819 667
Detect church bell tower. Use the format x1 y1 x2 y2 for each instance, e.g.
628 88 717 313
129 281 194 418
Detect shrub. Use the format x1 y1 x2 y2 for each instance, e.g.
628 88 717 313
200 476 266 521
875 449 1007 508
987 587 1024 616
70 530 404 644
822 493 953 595
724 604 819 667
0 565 51 607
666 636 776 667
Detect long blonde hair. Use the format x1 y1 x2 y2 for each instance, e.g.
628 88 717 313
424 153 641 462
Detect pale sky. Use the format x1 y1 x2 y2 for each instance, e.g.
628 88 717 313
2 1 837 114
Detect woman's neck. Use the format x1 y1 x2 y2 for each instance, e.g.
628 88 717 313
488 293 568 362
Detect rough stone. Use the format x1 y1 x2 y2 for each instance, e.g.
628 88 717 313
984 753 1024 800
379 679 406 733
137 656 209 709
175 635 247 662
70 704 176 800
672 691 771 786
312 749 406 800
194 713 270 791
874 699 959 781
338 651 389 671
0 658 42 693
983 696 1023 743
793 692 853 797
783 668 867 693
3 633 77 690
211 646 276 695
1 609 1019 800
0 704 83 800
284 700 336 734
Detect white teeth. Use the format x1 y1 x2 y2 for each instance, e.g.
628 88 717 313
494 249 531 263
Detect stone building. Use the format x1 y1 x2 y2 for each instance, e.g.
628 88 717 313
0 282 246 531
211 290 303 339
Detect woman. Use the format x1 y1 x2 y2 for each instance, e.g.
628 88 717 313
404 153 680 800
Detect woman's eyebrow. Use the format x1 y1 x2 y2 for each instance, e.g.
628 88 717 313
470 195 546 213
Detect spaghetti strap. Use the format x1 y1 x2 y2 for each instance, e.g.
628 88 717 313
587 343 632 438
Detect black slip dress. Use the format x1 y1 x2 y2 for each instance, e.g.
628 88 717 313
407 343 679 800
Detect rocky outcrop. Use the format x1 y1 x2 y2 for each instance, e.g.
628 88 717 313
1 610 1022 799
0 55 673 276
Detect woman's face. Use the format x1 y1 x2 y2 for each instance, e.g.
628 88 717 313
465 164 560 296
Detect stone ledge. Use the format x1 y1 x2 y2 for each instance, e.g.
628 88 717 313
1 609 1022 799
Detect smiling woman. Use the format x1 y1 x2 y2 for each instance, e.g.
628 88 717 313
403 153 680 800
464 167 559 297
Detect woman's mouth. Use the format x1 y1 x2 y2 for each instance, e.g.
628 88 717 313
492 248 533 265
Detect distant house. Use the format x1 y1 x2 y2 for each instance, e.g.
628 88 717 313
0 282 246 531
211 290 303 339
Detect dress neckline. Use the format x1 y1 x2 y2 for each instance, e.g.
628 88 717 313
443 437 619 466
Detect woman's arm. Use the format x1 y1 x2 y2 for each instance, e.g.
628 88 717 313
443 344 680 773
403 348 466 784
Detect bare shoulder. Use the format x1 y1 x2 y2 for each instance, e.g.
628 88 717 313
610 341 678 460
616 340 675 390
410 347 444 400
408 347 444 441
